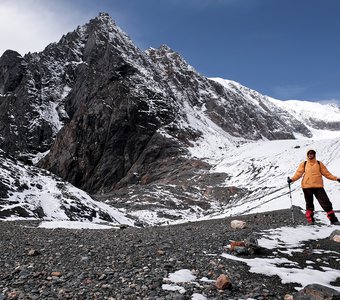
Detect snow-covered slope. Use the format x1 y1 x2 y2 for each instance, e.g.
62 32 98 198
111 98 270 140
201 138 340 218
185 85 340 220
0 150 134 226
269 98 340 124
99 136 340 227
268 98 340 139
210 77 340 140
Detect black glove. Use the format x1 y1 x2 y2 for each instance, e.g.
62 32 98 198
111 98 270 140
287 177 293 184
337 178 340 183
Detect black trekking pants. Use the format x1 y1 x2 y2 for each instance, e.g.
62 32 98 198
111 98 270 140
302 188 333 212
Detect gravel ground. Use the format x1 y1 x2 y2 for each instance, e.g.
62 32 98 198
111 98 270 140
0 207 339 300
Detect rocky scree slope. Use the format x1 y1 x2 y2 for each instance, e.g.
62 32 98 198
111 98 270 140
2 208 340 300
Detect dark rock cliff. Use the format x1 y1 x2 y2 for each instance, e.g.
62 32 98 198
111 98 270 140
38 13 182 193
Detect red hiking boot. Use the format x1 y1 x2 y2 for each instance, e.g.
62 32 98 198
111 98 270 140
305 210 315 224
327 211 340 225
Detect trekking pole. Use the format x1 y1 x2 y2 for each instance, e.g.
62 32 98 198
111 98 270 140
287 178 295 224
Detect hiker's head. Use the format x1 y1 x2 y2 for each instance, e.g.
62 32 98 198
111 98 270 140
307 149 316 160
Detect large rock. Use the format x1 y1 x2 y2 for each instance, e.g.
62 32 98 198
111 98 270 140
330 230 340 243
295 284 340 300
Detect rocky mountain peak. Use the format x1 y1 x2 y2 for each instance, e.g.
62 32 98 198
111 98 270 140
2 12 340 225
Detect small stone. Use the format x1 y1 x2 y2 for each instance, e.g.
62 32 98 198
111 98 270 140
330 230 340 242
331 235 340 243
6 291 18 300
28 249 41 256
101 284 112 289
215 274 232 290
156 250 166 256
98 274 106 280
51 271 62 277
230 220 247 229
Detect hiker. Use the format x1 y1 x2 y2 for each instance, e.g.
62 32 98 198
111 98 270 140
287 149 340 225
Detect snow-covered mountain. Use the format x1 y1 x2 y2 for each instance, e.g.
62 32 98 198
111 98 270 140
1 13 340 227
269 97 340 138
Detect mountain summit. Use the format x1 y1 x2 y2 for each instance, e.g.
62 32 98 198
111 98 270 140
1 13 340 225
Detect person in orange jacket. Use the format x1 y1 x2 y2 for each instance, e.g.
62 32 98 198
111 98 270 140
287 149 340 225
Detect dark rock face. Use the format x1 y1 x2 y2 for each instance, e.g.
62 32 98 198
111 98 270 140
37 14 181 193
308 118 340 131
0 50 25 94
0 39 80 159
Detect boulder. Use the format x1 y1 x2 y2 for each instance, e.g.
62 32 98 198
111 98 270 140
295 284 340 300
330 230 340 243
215 274 232 290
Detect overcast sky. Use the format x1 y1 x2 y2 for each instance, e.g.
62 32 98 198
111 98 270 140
1 0 340 103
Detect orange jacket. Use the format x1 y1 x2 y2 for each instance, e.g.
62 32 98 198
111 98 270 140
291 152 337 188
